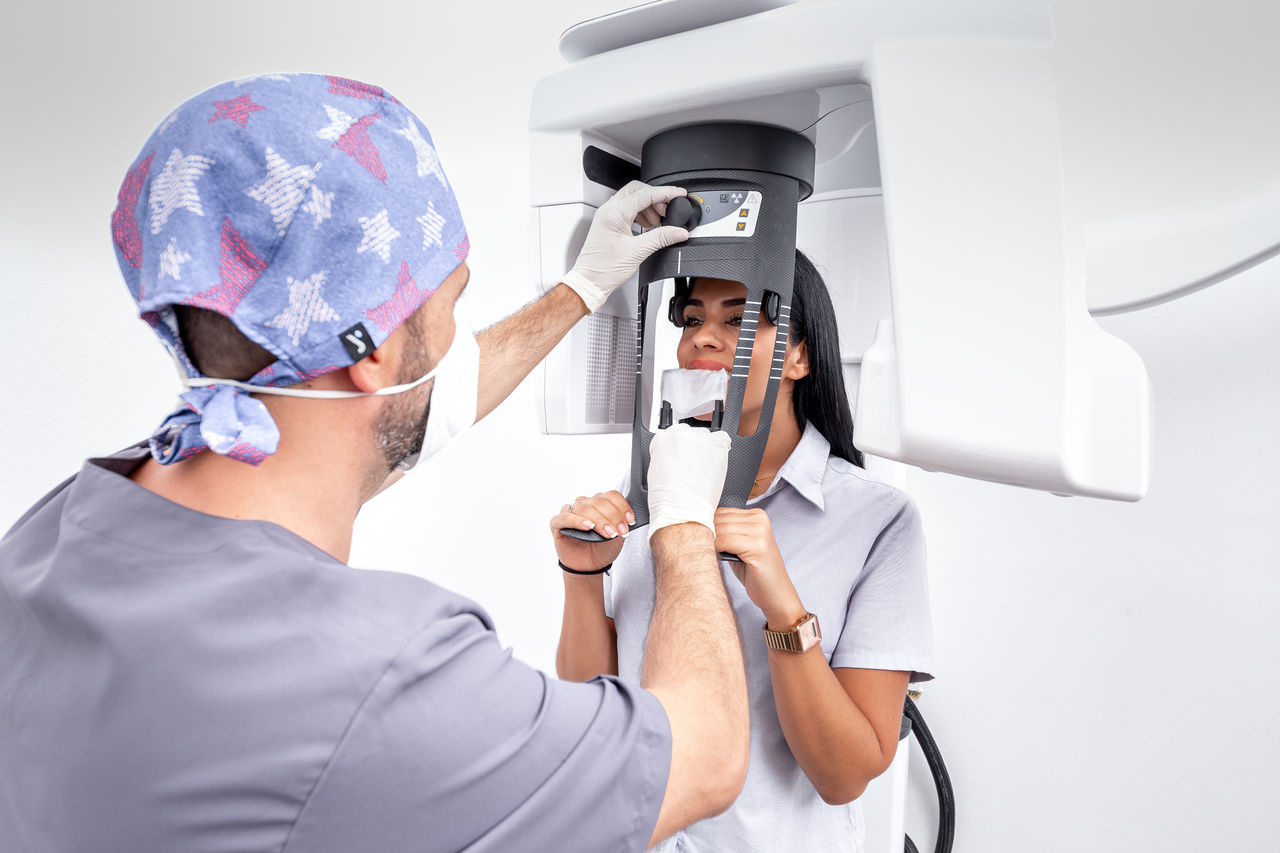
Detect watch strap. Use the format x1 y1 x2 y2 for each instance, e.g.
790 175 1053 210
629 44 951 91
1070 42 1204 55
762 612 821 652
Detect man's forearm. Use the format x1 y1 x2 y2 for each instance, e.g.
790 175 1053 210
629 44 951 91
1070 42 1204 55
474 283 588 421
643 524 749 749
644 527 739 683
641 524 750 843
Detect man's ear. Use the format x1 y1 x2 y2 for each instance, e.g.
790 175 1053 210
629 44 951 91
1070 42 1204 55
346 330 404 393
783 338 810 381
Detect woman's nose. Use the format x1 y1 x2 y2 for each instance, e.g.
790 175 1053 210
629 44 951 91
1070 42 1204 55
691 323 730 350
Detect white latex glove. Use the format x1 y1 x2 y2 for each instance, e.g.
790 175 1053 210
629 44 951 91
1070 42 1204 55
561 181 690 313
647 423 731 544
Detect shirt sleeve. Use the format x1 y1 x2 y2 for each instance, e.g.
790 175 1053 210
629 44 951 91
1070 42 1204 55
828 494 934 682
602 472 635 622
283 609 671 853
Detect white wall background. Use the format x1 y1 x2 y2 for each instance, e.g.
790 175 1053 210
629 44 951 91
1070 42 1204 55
2 2 1277 851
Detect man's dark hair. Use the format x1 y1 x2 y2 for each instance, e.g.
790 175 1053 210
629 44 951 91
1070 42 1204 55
174 305 276 380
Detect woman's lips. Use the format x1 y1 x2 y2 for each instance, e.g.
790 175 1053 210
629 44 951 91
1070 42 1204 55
687 360 731 372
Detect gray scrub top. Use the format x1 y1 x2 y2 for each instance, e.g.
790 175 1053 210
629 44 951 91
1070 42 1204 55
606 424 933 853
0 446 671 853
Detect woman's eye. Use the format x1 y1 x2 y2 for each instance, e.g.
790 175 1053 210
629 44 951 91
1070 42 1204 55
682 314 703 327
728 313 743 327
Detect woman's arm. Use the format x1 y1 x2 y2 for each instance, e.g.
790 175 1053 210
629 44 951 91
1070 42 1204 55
714 507 910 804
768 650 909 804
557 574 618 680
550 491 634 681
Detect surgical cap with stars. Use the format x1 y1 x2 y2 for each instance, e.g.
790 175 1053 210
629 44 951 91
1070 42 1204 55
110 72 469 465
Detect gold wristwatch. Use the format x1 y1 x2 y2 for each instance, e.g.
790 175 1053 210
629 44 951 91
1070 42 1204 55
762 612 821 652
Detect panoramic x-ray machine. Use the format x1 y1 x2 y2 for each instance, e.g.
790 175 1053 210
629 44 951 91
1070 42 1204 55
532 0 1154 505
524 0 1225 848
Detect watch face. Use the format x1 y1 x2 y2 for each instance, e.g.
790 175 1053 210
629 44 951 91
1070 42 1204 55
797 615 821 652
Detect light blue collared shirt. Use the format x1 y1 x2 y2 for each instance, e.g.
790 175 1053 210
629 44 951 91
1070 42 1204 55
606 423 933 852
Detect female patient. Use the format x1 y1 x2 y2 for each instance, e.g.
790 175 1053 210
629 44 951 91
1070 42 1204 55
551 250 933 852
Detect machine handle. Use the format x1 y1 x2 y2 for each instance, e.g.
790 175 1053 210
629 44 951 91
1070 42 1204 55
561 525 740 563
560 527 608 543
560 400 735 551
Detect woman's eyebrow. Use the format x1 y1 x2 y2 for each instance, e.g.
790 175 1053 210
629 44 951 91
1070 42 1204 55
684 298 746 307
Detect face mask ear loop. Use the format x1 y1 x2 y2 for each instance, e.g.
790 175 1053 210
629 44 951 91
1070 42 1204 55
176 357 444 399
171 305 467 400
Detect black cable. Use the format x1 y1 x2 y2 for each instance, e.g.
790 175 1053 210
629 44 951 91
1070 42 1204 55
903 696 955 853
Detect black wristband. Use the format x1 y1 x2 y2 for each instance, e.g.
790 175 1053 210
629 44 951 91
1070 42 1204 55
558 559 612 576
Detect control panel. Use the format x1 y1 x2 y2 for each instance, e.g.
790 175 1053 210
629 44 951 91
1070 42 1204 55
661 189 762 237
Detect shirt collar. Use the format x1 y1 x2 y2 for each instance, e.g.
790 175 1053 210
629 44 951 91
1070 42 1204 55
748 422 829 511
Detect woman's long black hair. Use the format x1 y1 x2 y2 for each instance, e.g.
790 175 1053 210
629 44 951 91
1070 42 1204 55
788 250 863 467
673 250 864 467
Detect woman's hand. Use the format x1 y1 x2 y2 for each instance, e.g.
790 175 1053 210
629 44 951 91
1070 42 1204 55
713 507 806 629
551 491 635 572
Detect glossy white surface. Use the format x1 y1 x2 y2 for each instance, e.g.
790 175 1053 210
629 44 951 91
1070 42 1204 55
530 0 1155 499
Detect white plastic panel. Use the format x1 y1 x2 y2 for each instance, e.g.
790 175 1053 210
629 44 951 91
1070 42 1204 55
797 195 892 364
558 0 797 62
534 204 637 434
530 0 1050 147
858 40 1149 499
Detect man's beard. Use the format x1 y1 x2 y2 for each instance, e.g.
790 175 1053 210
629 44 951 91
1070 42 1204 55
374 388 431 473
373 319 434 473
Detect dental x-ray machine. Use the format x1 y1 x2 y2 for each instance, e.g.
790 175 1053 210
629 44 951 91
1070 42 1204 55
531 0 1154 504
526 0 1211 848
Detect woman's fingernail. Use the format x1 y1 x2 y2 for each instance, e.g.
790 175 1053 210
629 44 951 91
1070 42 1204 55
626 512 636 524
605 526 618 539
582 520 594 529
619 523 629 537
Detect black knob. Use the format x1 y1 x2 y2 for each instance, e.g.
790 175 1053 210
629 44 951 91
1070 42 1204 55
661 195 702 230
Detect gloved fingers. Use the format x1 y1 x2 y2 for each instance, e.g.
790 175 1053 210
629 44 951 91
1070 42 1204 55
634 195 679 230
612 181 687 224
652 421 731 452
628 225 690 259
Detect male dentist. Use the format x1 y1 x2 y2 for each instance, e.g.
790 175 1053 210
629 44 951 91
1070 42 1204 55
0 73 747 852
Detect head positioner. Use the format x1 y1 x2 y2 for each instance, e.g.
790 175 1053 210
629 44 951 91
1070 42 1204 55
111 73 469 466
634 122 815 527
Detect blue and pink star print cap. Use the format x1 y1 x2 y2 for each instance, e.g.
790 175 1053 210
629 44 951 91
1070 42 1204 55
110 72 470 466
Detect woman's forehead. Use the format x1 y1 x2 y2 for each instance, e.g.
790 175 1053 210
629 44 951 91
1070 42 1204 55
689 277 745 303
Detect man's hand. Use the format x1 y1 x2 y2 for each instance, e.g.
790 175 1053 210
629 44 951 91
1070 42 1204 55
646 424 730 544
714 507 806 630
473 182 686 424
561 181 690 313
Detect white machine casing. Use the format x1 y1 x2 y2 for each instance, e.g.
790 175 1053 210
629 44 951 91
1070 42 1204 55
530 0 1151 501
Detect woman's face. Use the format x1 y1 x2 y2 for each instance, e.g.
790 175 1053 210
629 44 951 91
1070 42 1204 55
675 277 779 435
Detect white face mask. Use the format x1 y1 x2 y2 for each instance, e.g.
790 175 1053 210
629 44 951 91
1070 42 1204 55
175 309 481 472
396 319 479 471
